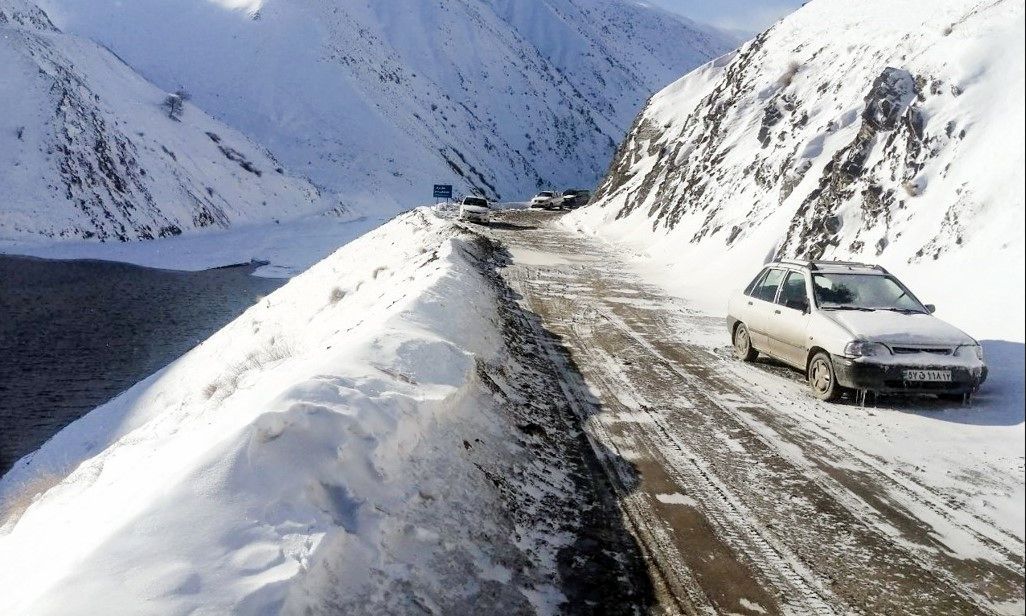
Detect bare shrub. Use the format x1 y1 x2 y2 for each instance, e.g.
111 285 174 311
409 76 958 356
329 287 346 305
162 89 190 121
779 61 801 87
202 381 221 399
203 338 297 402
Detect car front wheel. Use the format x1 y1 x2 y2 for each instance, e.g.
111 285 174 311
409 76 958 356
808 352 841 401
733 323 758 362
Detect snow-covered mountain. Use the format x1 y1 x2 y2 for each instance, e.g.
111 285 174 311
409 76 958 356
0 0 327 243
33 0 734 210
571 0 1025 340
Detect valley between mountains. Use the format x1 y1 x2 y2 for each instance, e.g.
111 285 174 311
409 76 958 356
1 0 1022 614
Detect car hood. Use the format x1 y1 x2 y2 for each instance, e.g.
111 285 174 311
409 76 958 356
822 310 975 346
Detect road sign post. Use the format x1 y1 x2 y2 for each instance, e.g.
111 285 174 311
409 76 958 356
433 184 453 202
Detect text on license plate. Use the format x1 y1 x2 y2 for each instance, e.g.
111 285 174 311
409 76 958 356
903 369 952 382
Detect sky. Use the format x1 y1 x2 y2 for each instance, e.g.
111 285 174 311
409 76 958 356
650 0 806 35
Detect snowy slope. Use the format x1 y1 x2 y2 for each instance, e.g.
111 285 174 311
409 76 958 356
0 0 328 243
34 0 734 210
0 209 615 614
570 0 1025 341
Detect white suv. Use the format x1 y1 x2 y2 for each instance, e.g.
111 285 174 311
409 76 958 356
530 191 556 208
458 196 491 224
727 260 987 401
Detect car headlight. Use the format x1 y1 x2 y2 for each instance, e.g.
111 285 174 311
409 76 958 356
843 340 890 357
956 344 984 360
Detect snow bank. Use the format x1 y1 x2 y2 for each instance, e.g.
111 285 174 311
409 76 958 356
571 0 1025 343
0 209 561 613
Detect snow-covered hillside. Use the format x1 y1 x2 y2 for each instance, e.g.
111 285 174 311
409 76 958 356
0 0 328 243
570 0 1025 341
34 0 734 210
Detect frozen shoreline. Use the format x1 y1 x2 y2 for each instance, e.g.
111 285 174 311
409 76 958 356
1 203 530 278
0 211 390 279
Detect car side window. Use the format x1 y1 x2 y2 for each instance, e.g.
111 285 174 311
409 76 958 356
776 271 809 311
751 268 785 302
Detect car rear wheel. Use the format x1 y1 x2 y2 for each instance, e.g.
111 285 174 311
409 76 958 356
733 323 758 362
808 352 841 401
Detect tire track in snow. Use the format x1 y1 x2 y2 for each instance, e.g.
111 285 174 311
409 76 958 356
476 209 1022 615
583 302 1007 614
570 309 838 615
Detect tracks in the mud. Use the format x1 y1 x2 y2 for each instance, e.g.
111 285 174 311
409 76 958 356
469 210 1025 615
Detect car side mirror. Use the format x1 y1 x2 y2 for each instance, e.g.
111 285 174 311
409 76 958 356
787 299 809 313
925 304 936 314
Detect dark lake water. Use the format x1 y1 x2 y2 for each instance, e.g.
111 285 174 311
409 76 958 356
0 255 286 476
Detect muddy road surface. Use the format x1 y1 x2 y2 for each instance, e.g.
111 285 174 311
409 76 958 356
470 210 1024 615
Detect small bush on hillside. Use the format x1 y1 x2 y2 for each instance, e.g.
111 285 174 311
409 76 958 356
329 287 346 305
203 338 298 402
162 89 190 121
779 61 801 87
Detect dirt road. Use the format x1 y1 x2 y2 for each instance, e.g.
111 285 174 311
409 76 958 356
474 210 1024 615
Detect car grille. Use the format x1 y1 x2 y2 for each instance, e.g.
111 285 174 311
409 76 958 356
890 346 953 356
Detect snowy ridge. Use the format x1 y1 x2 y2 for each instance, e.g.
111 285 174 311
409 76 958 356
34 0 734 210
570 0 1025 340
0 0 54 30
0 209 605 613
0 0 328 243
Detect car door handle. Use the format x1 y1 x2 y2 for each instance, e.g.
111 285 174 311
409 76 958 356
747 301 754 306
774 309 781 314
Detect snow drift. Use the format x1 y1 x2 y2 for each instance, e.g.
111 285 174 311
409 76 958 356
0 0 327 243
0 209 634 613
570 0 1025 341
33 0 735 209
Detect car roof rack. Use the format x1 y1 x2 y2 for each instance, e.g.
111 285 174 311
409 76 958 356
807 260 890 274
773 258 890 274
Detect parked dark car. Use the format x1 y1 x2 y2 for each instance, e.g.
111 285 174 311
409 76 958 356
557 189 591 209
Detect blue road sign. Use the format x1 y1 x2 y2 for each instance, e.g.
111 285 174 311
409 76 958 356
433 184 453 199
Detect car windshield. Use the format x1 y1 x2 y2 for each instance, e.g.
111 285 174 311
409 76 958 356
463 197 488 207
812 273 926 312
538 192 553 197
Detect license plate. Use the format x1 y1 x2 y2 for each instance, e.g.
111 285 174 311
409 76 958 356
903 369 952 382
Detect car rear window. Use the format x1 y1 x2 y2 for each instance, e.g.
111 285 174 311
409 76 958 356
750 268 785 302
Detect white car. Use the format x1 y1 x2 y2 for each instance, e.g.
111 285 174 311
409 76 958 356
458 196 492 224
727 260 987 401
530 191 556 208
